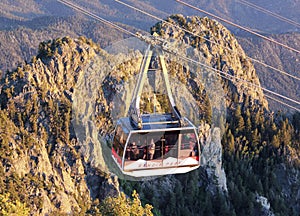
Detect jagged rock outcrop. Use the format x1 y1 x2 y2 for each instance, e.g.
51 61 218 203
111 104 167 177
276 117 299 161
256 195 274 216
151 14 268 109
200 124 227 193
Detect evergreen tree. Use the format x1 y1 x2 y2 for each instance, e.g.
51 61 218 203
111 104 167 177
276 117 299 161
271 135 280 149
98 191 153 216
0 193 30 216
227 129 235 154
234 105 245 135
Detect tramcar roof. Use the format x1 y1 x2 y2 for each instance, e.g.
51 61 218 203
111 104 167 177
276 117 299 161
117 114 197 134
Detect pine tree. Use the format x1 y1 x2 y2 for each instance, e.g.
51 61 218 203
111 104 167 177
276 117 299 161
234 105 245 135
251 128 260 146
227 129 235 154
0 193 30 216
99 191 153 216
271 135 280 149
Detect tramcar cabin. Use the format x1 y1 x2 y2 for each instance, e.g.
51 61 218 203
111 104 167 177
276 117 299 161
111 114 200 177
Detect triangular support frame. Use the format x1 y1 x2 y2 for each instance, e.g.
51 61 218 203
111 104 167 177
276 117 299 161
128 45 183 129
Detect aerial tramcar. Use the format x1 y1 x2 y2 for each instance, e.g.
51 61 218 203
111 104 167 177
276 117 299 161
111 45 200 177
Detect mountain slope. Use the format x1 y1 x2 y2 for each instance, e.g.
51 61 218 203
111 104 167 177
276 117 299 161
1 0 299 33
238 32 300 111
0 16 125 76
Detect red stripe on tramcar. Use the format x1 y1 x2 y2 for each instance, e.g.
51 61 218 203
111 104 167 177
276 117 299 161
112 148 122 165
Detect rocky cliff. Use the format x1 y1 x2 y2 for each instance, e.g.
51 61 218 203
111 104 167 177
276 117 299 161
151 15 268 109
0 36 120 215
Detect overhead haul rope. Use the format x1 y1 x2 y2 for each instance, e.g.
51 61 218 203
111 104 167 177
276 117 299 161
216 73 300 112
115 0 300 82
264 94 300 112
236 0 300 29
57 0 136 37
216 72 300 112
175 0 300 55
57 0 300 111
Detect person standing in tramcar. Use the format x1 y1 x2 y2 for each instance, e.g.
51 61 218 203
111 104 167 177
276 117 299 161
148 138 155 160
